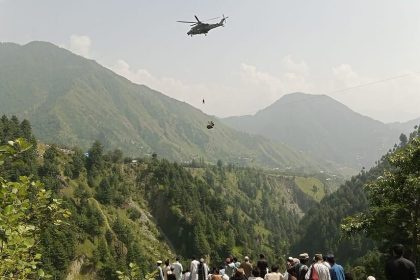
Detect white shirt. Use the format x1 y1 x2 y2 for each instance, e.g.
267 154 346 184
157 266 164 280
173 261 183 280
305 263 331 280
264 272 284 280
164 265 172 280
323 262 331 269
183 272 191 280
190 260 200 280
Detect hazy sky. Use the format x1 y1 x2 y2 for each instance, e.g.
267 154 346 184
1 0 420 122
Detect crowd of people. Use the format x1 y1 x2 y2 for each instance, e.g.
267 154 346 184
156 253 350 280
155 244 417 280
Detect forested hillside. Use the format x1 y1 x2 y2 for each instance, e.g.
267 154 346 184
1 116 328 279
291 124 420 278
0 41 327 172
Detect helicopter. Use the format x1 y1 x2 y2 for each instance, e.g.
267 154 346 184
177 15 228 36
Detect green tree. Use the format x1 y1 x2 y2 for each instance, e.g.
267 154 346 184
20 119 33 141
86 140 105 176
342 128 420 267
71 148 85 179
0 139 71 278
97 178 112 204
110 149 124 163
399 133 408 147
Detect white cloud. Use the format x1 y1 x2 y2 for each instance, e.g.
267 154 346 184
102 53 420 122
68 34 92 58
331 64 361 87
282 55 309 74
112 55 316 117
239 55 314 106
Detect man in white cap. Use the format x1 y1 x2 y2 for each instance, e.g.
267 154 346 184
283 257 295 280
197 258 208 280
295 253 309 280
239 256 253 278
157 261 165 280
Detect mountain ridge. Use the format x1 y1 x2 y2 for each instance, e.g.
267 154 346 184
0 41 327 172
222 92 416 170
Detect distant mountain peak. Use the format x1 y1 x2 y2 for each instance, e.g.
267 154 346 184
222 91 405 170
255 92 353 118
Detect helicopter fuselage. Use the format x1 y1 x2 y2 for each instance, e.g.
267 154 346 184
187 22 223 36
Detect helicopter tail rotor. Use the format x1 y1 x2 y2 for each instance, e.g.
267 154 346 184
220 14 229 25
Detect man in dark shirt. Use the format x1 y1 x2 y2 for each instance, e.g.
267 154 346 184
239 256 253 278
257 254 268 278
385 244 417 280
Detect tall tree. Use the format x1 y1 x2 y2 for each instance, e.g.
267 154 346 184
86 140 105 176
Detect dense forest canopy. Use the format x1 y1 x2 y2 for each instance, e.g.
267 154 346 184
1 115 418 279
0 116 326 278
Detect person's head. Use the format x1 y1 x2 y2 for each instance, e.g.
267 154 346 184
170 266 175 272
234 268 245 277
251 268 260 277
225 257 231 264
286 257 294 268
367 276 375 280
314 254 323 262
157 260 163 266
244 256 249 262
259 254 265 259
200 258 205 263
165 259 170 266
392 244 404 257
233 257 238 263
299 253 309 264
326 254 335 264
192 256 196 261
213 268 220 275
176 256 180 261
271 265 279 273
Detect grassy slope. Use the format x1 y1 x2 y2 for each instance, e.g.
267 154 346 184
294 176 325 202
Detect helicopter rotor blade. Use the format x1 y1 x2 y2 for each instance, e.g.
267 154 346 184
204 17 220 22
177 21 197 24
194 15 201 22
